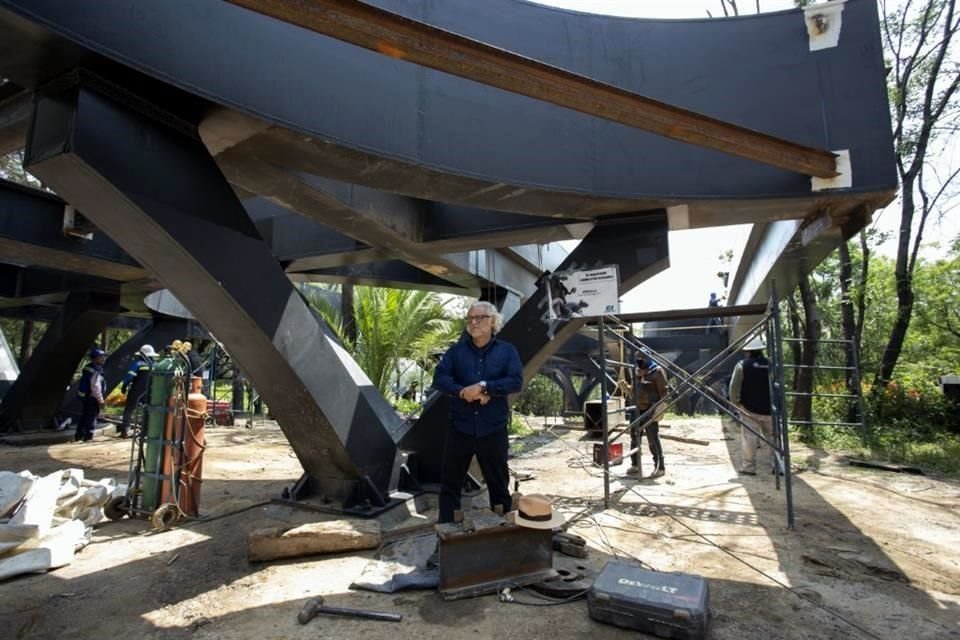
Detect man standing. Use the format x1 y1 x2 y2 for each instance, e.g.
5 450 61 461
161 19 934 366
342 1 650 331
728 338 775 476
182 341 209 395
118 344 156 438
707 292 723 334
628 354 669 478
433 301 523 525
75 347 107 442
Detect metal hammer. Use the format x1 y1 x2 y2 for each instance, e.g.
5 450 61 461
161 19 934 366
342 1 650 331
297 596 403 625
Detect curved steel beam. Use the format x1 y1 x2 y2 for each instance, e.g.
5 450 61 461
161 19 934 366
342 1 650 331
227 0 836 178
0 0 895 217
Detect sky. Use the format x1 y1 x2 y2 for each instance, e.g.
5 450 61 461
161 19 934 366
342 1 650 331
531 0 798 18
539 0 959 313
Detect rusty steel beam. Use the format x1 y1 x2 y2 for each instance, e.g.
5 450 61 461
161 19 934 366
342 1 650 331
437 518 556 601
225 0 838 178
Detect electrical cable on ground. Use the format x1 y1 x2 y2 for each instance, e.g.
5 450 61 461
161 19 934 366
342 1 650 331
537 421 890 640
497 585 589 607
621 475 887 640
181 500 272 527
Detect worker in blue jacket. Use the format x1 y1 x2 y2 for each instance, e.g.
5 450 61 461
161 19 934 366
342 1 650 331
118 344 157 438
75 347 107 442
433 301 524 525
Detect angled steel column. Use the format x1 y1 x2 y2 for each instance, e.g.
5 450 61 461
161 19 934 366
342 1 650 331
0 290 119 433
24 75 405 508
400 214 669 484
546 368 580 414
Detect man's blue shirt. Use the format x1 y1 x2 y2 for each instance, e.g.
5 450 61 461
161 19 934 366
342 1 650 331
433 334 523 437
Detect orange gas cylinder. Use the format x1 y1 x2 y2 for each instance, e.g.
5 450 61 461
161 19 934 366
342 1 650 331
159 380 178 508
180 376 207 517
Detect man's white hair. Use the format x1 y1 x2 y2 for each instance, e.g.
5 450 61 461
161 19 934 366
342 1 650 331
470 301 504 333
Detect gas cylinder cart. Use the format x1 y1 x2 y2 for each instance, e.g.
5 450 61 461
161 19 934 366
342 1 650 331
105 350 208 530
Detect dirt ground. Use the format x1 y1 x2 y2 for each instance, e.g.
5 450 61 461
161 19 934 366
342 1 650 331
2 415 958 640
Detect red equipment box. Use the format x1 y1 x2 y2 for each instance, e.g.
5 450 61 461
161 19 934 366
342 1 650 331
206 400 234 426
593 442 623 466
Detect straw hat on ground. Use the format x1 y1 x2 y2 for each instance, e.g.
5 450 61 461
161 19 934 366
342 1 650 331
506 494 566 530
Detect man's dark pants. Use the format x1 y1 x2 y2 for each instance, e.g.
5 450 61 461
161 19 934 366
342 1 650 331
75 396 100 442
439 427 511 524
629 408 663 468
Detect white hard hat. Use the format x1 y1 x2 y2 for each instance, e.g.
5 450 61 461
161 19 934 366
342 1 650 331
140 344 157 358
743 337 766 352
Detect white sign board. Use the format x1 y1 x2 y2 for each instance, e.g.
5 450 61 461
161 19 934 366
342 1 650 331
542 265 620 320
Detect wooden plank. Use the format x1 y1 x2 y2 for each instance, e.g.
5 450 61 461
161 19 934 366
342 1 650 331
660 433 710 446
225 0 838 178
247 519 381 562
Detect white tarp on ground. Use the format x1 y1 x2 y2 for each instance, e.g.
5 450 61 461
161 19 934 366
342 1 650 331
0 469 124 581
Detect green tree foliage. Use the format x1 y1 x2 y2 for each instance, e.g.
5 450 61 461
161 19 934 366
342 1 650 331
794 237 960 449
0 318 46 366
514 374 564 416
875 0 960 387
901 237 960 380
301 284 459 395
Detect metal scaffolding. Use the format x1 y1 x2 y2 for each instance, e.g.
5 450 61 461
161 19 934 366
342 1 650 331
591 294 799 528
782 336 868 440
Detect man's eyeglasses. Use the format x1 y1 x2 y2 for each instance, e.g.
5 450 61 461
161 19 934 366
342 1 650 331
467 314 491 324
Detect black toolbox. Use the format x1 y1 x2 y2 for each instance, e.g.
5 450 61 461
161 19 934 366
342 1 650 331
587 561 710 639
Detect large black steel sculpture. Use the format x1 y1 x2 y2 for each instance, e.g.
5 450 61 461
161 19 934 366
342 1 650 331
0 0 897 508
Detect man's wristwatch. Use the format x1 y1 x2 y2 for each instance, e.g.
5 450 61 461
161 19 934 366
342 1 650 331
480 381 488 395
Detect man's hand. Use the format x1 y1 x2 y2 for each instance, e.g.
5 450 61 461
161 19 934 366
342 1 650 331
478 394 491 405
459 383 486 402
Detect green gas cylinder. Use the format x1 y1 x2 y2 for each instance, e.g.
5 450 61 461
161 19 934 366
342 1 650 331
141 355 177 511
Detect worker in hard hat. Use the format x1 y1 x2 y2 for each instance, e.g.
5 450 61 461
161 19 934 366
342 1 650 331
118 344 157 438
75 347 108 442
728 337 778 476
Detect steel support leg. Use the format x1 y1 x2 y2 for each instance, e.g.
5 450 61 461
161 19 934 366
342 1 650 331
25 75 404 509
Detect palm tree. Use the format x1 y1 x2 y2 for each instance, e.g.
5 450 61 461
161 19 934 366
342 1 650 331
301 284 459 395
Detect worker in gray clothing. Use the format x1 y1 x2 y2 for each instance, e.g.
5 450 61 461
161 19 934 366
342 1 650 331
728 337 777 476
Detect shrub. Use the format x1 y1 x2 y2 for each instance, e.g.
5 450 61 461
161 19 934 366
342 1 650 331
514 374 563 416
509 412 533 436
